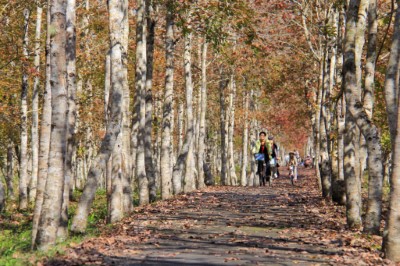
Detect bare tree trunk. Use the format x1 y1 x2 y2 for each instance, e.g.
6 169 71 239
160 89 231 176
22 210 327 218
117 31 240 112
109 0 130 222
197 39 208 189
30 3 43 203
333 96 347 205
241 89 249 186
36 0 68 249
160 1 174 199
314 61 324 191
383 1 400 261
384 1 400 145
180 17 195 193
0 175 5 212
343 0 383 230
227 75 237 186
136 0 149 205
219 68 229 186
363 0 382 235
145 0 156 202
32 6 52 248
6 145 15 201
320 49 332 199
110 135 124 223
178 102 184 153
19 8 30 211
383 101 400 262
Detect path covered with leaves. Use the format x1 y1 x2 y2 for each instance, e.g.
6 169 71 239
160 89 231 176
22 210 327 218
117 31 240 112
47 168 388 266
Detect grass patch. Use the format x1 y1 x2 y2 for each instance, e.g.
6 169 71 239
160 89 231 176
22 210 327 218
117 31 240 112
0 189 109 265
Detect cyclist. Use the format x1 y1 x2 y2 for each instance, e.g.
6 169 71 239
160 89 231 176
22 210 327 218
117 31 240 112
252 131 271 186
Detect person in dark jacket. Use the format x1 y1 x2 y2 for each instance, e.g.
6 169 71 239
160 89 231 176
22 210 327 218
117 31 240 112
268 136 279 179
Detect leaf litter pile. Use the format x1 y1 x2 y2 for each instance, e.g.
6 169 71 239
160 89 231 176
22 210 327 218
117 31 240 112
47 168 394 266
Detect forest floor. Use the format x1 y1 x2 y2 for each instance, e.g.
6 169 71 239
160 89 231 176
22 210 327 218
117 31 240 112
45 168 394 266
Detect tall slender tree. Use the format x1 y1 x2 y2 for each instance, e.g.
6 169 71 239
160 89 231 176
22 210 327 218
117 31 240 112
135 0 149 205
36 0 68 249
19 8 30 211
30 1 43 203
383 0 400 261
160 0 175 199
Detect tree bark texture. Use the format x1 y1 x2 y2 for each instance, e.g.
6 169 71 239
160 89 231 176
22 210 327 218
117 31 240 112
36 0 68 249
160 0 174 199
19 8 30 211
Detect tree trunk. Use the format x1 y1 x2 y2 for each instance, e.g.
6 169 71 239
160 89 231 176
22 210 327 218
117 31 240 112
314 61 324 191
345 0 384 234
160 0 174 200
219 68 229 186
383 1 400 261
343 0 384 230
32 5 52 248
145 0 156 202
108 0 130 223
384 101 400 261
197 39 208 189
135 0 149 205
178 102 184 153
0 176 5 212
179 17 195 193
384 0 400 144
36 0 68 249
57 0 77 240
333 96 346 205
30 3 43 203
6 144 14 200
19 8 30 211
363 0 382 235
241 89 249 186
227 75 238 186
356 0 370 186
320 49 332 199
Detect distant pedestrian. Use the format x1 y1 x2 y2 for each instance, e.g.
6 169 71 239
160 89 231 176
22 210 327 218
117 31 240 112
288 151 298 185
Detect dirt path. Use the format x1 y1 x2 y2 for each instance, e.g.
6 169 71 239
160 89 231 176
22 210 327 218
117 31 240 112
47 168 386 266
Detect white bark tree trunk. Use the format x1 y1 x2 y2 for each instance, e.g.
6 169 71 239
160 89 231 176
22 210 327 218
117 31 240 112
241 89 249 186
19 8 30 211
383 0 400 261
32 6 52 248
109 0 130 223
6 144 14 200
145 0 156 202
160 0 175 199
135 0 149 205
219 68 229 186
197 39 208 189
227 75 237 186
181 17 195 193
36 0 68 249
30 3 43 203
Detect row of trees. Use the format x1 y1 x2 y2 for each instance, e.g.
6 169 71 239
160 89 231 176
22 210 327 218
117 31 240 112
299 0 400 260
0 0 307 250
1 0 399 262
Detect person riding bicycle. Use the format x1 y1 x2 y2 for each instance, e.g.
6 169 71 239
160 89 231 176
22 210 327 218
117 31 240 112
252 131 271 186
268 136 279 179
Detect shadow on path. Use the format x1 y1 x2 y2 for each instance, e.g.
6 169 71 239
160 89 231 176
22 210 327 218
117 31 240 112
47 168 383 266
